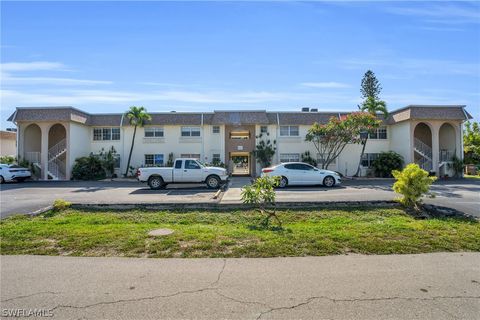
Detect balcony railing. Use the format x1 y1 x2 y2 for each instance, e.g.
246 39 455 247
25 152 41 164
440 150 455 162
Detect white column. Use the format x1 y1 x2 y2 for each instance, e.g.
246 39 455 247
431 124 440 176
40 124 49 180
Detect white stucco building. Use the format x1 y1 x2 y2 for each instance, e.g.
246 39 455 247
7 105 472 180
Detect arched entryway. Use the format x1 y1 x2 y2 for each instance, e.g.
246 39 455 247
413 122 433 171
439 123 456 162
24 124 42 164
47 124 67 180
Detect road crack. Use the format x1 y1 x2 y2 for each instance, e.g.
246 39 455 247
1 291 61 303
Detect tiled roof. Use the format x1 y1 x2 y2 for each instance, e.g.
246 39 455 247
277 112 339 125
211 111 270 125
0 131 16 140
8 105 473 127
388 105 471 124
145 113 204 126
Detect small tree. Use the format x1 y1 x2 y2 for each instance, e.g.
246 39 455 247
360 70 382 101
124 106 151 176
166 153 174 167
254 133 276 168
241 176 282 229
371 151 403 178
306 112 380 169
392 164 437 210
463 121 480 164
447 154 464 178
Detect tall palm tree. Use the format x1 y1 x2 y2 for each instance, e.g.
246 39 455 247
354 97 388 177
124 106 151 176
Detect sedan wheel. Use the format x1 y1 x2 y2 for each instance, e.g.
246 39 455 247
323 176 335 187
0 176 4 184
279 176 288 188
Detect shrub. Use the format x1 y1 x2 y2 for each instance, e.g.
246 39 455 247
72 155 106 180
447 155 464 178
241 175 282 229
392 163 437 209
371 151 404 177
254 134 276 168
301 151 317 167
52 199 72 212
0 156 16 164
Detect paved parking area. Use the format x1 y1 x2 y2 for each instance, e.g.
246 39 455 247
1 178 478 218
0 180 219 218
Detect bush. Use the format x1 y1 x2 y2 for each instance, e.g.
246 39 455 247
301 151 317 167
371 151 404 177
392 163 437 209
72 155 106 180
52 199 72 212
0 156 16 164
241 175 282 229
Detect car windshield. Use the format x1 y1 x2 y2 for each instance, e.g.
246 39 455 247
8 164 22 168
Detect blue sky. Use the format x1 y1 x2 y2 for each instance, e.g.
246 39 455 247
1 1 479 129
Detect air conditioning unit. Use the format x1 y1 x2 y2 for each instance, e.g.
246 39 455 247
301 107 310 112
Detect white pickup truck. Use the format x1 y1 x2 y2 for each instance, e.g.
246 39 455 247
137 158 229 190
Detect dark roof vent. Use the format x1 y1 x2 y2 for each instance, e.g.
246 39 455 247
6 128 17 132
170 111 176 113
301 107 310 112
310 108 318 112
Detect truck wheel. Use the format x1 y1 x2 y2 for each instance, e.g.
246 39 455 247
206 175 220 189
148 176 165 190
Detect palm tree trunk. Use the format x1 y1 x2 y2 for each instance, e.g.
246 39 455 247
354 137 368 177
124 125 137 176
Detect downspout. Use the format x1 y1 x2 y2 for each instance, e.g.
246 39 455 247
120 113 125 175
201 113 205 162
276 112 280 164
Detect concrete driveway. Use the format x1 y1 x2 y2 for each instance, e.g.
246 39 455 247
1 253 479 319
0 180 219 218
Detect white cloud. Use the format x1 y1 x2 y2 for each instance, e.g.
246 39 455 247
2 75 112 86
300 82 351 88
385 3 480 24
1 61 67 72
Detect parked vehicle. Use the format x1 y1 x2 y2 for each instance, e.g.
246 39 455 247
137 158 229 190
0 164 32 183
261 162 341 188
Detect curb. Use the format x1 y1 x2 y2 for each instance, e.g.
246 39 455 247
70 200 401 211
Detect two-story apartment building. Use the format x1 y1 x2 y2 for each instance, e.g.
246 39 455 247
7 105 472 180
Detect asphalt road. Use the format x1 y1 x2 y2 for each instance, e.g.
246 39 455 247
1 253 479 319
0 178 479 218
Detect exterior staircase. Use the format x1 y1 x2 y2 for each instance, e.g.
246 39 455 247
414 137 433 172
47 138 66 180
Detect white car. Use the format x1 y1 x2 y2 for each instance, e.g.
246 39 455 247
0 163 32 183
261 162 341 188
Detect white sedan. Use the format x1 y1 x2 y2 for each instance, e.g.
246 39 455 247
261 162 341 188
0 164 32 183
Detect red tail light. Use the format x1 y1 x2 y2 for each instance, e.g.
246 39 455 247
136 169 141 177
262 168 274 173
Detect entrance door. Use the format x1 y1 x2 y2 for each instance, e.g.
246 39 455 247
230 153 250 176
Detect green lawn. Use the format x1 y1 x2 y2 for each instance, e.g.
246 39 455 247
465 174 480 179
1 208 479 258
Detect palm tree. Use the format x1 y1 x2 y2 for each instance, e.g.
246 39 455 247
353 97 388 177
124 106 151 176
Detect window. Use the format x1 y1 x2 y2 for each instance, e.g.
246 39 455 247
212 126 220 134
280 126 299 137
180 153 201 160
230 131 250 139
285 163 315 171
212 153 221 162
317 153 336 165
369 126 387 139
144 154 164 167
185 160 201 169
175 160 182 169
361 153 379 168
280 153 300 163
93 127 120 141
260 126 268 134
181 127 201 137
112 128 120 140
144 127 164 138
